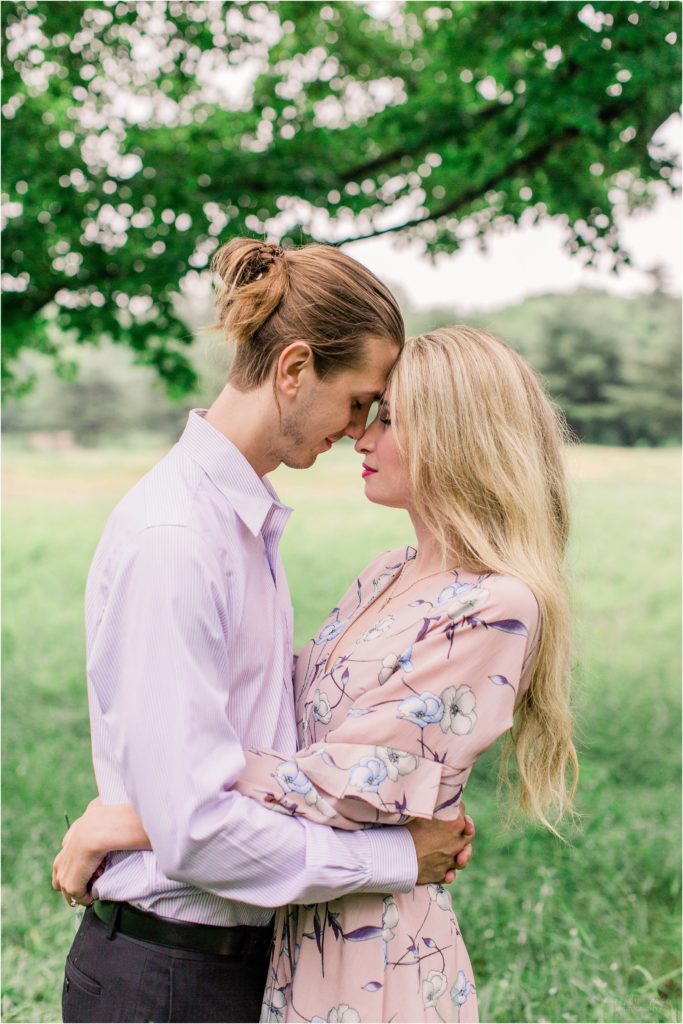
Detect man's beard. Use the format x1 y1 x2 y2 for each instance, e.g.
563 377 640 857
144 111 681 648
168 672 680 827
279 407 316 469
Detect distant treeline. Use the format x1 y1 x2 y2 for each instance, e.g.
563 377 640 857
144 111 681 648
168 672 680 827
3 289 681 448
406 289 681 447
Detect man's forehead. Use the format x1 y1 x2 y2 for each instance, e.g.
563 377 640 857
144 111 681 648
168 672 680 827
340 367 385 397
343 341 398 394
362 337 399 383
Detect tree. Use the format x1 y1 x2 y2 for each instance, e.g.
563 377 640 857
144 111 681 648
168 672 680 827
482 288 682 445
2 0 680 396
533 306 627 443
611 318 682 446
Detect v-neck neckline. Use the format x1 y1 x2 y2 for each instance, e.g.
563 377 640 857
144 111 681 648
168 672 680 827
321 547 416 677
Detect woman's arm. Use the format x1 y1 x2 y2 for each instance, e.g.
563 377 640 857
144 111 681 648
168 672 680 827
52 797 151 906
53 579 534 902
234 576 540 831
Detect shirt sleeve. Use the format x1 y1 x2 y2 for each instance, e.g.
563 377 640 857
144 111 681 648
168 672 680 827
233 575 540 828
87 525 416 906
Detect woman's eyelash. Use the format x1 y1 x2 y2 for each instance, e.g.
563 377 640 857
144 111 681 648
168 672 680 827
380 415 391 425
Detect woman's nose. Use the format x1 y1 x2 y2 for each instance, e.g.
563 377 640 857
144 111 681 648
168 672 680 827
354 421 376 454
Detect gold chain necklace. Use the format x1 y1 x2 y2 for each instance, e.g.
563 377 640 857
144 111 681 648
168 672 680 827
377 561 447 612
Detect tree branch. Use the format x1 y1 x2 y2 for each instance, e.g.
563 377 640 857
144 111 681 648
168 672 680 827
321 126 582 246
333 59 586 186
336 101 504 185
325 92 631 246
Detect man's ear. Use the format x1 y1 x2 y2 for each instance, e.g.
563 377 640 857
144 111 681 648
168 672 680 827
275 342 314 398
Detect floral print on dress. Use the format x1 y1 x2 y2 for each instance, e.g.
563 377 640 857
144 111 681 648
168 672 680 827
311 1007 361 1023
312 689 333 725
437 583 489 621
233 547 540 1023
428 883 453 912
374 746 418 780
377 645 414 685
356 614 394 644
440 685 478 735
423 971 449 1009
451 971 477 1009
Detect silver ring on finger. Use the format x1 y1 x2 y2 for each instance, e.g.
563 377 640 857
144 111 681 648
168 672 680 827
68 897 78 908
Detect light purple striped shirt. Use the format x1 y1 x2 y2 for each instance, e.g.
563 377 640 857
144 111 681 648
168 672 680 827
87 410 417 926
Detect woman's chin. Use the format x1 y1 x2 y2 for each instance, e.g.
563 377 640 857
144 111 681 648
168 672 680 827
362 483 405 510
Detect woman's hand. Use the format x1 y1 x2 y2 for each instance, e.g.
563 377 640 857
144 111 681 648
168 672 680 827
52 797 150 907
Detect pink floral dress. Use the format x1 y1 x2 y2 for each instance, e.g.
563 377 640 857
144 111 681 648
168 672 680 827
234 546 540 1024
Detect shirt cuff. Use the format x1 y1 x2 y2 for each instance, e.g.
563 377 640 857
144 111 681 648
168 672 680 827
358 826 418 894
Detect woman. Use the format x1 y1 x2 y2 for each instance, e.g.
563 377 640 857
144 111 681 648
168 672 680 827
55 326 577 1023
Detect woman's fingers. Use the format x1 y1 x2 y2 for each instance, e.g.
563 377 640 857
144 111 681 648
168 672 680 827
54 849 84 905
61 888 93 908
52 845 96 905
452 813 475 870
52 853 60 891
455 841 473 869
61 888 91 908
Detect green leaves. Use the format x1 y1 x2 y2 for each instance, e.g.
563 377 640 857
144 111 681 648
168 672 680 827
3 0 680 396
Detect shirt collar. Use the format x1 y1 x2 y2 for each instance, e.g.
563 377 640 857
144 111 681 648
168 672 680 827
178 409 292 537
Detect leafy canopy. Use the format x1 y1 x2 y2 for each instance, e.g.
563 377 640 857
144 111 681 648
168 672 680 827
2 0 680 396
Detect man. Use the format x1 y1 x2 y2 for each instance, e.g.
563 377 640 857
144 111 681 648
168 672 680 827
54 240 474 1023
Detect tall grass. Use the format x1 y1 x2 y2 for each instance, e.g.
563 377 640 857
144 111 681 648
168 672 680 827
2 442 680 1023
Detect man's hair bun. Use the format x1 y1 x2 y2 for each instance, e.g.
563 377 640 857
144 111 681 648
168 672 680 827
211 238 289 345
210 235 405 391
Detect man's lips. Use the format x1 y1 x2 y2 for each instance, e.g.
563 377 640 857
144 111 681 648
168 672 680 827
362 463 378 478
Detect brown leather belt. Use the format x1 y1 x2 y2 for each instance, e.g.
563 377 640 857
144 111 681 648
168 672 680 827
92 900 273 958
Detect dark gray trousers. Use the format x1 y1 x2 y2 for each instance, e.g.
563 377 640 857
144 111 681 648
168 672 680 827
62 906 271 1023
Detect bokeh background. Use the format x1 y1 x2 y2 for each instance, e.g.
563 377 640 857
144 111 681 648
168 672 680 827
2 2 681 1022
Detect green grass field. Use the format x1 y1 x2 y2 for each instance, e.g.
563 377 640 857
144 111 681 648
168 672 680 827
2 441 681 1023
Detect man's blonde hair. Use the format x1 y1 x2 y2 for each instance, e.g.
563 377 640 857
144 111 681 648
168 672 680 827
212 238 405 387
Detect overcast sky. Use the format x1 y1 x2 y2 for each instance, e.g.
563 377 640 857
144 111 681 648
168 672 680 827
344 116 682 313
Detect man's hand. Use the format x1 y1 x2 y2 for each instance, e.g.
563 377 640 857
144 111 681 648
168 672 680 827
406 805 475 885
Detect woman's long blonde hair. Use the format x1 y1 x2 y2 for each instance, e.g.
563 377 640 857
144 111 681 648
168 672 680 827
388 326 578 833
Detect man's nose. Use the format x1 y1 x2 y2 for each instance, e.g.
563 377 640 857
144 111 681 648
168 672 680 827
343 408 371 442
344 421 366 441
326 429 346 444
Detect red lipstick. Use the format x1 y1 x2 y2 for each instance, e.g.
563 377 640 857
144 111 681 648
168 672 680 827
362 463 377 478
